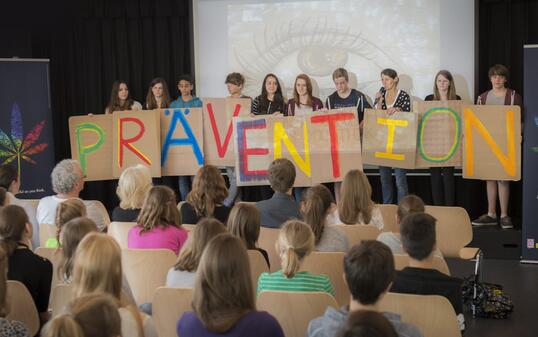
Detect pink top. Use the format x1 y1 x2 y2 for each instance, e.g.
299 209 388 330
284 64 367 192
127 225 188 255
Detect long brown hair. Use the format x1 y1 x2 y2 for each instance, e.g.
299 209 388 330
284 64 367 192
0 246 9 317
173 218 226 272
193 234 254 333
277 220 314 278
42 293 122 337
338 170 374 224
301 185 333 244
55 199 87 245
293 74 313 107
58 217 98 281
227 203 261 249
186 165 228 218
0 205 29 256
137 185 181 232
106 80 134 114
433 70 458 100
145 77 171 109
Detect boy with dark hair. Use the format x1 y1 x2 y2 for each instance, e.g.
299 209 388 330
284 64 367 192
308 240 422 337
170 74 203 200
256 158 301 228
473 64 522 229
392 212 464 330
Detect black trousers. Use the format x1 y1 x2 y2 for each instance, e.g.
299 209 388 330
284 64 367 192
430 167 455 206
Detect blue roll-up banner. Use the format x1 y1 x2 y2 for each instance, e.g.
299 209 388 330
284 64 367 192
522 45 538 262
0 59 55 199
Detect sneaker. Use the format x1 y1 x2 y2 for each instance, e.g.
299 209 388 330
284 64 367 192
472 214 498 226
500 216 514 229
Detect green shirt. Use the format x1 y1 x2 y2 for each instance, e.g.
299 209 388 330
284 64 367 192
257 270 335 297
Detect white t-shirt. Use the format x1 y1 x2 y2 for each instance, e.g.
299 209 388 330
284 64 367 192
326 206 385 230
36 196 108 231
166 268 196 288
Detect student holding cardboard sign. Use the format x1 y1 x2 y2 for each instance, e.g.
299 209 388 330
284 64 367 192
374 68 411 204
104 80 142 114
251 73 287 116
472 64 522 229
145 77 171 109
424 70 461 206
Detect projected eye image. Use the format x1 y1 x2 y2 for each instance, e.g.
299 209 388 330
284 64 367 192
227 0 440 100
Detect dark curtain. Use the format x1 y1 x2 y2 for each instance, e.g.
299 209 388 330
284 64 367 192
1 0 537 224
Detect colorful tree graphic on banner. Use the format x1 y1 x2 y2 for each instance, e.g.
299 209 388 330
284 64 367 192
0 103 48 181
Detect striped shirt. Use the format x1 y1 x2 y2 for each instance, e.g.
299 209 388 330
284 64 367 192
257 270 335 297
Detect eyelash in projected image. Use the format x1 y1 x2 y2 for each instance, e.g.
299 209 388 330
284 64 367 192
232 16 400 98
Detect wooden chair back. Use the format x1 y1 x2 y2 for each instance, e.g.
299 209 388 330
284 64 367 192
247 249 269 291
50 283 75 317
257 291 338 337
378 204 398 232
330 224 381 248
108 222 137 249
393 253 450 276
121 248 177 305
6 281 40 337
39 223 57 247
153 287 193 337
35 247 64 286
17 199 40 248
379 292 461 337
425 206 473 258
182 224 196 232
302 251 350 307
258 227 280 272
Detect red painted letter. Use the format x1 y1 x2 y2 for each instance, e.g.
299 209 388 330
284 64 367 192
207 103 242 157
118 117 152 168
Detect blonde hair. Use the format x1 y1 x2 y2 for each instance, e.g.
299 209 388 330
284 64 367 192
301 185 334 245
193 234 254 333
338 170 374 224
73 233 144 337
277 220 314 278
42 293 121 337
59 217 98 281
116 164 152 209
227 203 261 249
186 165 228 217
0 246 9 317
174 218 226 272
55 199 87 244
137 185 181 232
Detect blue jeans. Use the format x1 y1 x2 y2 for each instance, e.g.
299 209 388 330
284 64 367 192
224 166 239 207
379 166 408 204
178 176 192 201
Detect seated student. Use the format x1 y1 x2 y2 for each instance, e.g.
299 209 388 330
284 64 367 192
37 159 107 231
170 74 203 201
104 80 143 114
112 164 152 222
46 198 87 248
337 310 398 337
377 195 443 257
256 158 301 228
307 241 422 337
73 233 157 337
181 165 231 224
257 220 334 296
58 217 98 283
177 234 284 337
0 205 52 324
0 187 6 207
227 203 270 267
0 164 20 205
0 244 29 337
301 185 348 252
327 170 384 229
42 293 121 337
391 213 464 331
128 186 188 255
166 218 227 288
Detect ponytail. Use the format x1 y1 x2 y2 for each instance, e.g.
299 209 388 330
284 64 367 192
278 220 315 278
301 185 333 245
42 315 85 337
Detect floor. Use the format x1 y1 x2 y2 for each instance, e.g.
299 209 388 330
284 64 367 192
447 257 538 336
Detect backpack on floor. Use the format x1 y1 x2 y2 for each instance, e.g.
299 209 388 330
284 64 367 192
461 251 514 319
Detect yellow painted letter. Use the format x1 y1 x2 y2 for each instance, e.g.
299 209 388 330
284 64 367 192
375 118 408 160
273 121 311 176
